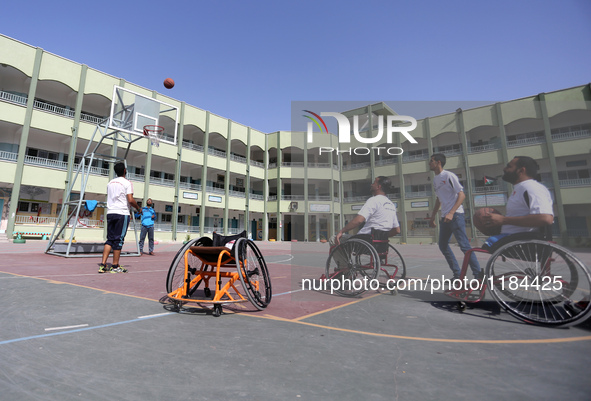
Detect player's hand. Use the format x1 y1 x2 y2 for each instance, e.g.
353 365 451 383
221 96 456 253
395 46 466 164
335 231 343 244
443 212 454 223
429 218 436 228
485 213 504 227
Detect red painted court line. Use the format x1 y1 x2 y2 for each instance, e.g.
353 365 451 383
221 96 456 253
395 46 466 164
0 248 365 320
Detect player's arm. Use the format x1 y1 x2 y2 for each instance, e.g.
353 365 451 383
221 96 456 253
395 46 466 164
127 194 140 213
336 214 366 243
487 213 553 228
429 198 441 227
388 226 401 236
443 191 465 223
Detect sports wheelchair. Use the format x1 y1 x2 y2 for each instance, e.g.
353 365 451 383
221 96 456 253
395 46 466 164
322 229 406 297
446 227 591 327
166 231 272 317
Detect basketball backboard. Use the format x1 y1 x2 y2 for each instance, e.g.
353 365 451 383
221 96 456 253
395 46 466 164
108 86 179 145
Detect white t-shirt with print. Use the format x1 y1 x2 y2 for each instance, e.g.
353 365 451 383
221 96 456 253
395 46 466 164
433 170 464 215
357 195 400 235
502 179 554 234
107 176 133 216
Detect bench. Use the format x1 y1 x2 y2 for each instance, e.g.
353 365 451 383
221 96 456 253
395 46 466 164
13 231 50 240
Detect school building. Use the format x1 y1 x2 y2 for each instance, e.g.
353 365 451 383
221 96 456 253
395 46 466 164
1 34 590 247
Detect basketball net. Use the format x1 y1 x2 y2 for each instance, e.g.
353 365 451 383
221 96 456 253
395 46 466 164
143 125 164 148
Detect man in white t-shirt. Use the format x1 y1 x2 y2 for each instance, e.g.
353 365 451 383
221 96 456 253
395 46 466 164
429 153 481 279
99 162 140 273
332 176 400 246
483 156 554 250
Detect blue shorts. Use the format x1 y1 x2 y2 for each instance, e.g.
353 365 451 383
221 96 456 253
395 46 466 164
105 214 130 251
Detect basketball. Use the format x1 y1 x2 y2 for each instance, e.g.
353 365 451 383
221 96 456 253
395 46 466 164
473 207 502 236
163 78 175 89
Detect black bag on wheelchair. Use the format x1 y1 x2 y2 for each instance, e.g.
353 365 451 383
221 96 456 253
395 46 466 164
212 230 247 251
371 229 390 255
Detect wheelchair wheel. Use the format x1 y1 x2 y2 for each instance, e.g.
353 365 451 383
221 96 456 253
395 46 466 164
235 239 272 310
166 237 212 294
325 238 380 297
486 240 591 327
381 244 406 281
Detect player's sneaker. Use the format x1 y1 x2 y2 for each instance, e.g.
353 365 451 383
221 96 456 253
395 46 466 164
98 263 110 274
111 265 128 273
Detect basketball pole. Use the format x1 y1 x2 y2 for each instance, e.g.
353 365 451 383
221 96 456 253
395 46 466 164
45 120 143 257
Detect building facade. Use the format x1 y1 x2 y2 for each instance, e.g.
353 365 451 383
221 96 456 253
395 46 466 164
1 34 590 246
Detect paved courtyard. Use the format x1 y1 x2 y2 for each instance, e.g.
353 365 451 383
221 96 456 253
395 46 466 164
1 239 590 400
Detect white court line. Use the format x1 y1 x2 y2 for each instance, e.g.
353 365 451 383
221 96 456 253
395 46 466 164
266 255 294 264
45 324 89 332
0 270 170 279
137 312 174 319
274 289 305 297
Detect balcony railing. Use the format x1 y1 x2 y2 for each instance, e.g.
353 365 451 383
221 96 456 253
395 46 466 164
206 186 226 195
402 154 429 162
281 195 305 200
150 177 176 187
468 143 499 153
250 160 264 168
249 193 264 201
230 153 247 163
407 228 436 237
15 215 59 225
567 229 590 237
559 178 591 187
344 195 370 203
552 129 591 142
308 162 331 168
507 136 546 147
127 172 145 182
0 90 27 106
179 182 202 191
182 142 204 152
375 157 398 166
208 148 227 158
282 162 305 167
0 150 18 162
342 161 371 170
405 191 432 199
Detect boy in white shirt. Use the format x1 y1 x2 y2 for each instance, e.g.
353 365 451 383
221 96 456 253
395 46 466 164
429 153 481 279
99 162 141 273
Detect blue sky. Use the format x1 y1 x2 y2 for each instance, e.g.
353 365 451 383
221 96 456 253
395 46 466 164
2 0 590 133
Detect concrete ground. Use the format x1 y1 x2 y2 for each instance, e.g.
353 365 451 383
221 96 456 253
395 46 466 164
0 239 590 400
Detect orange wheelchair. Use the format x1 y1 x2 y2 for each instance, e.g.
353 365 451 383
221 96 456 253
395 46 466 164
166 231 271 317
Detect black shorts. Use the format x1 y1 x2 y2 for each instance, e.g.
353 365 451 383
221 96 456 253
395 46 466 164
105 214 130 251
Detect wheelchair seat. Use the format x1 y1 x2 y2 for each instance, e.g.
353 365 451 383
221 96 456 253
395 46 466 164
189 231 247 265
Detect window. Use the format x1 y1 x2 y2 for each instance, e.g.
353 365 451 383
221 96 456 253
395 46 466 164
566 160 587 168
162 214 172 222
18 202 29 212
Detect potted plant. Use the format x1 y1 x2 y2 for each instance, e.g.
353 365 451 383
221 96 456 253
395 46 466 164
183 234 191 244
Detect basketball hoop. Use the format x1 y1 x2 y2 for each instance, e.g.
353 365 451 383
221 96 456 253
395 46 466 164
143 125 164 147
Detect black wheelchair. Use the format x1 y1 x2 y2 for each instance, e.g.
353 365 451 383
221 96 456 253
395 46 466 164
446 226 591 327
323 229 406 297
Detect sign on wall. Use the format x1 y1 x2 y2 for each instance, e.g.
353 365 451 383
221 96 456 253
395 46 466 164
183 192 198 200
310 204 330 212
474 194 507 207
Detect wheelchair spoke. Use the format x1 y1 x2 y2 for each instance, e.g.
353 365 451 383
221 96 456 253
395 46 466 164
487 240 591 327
